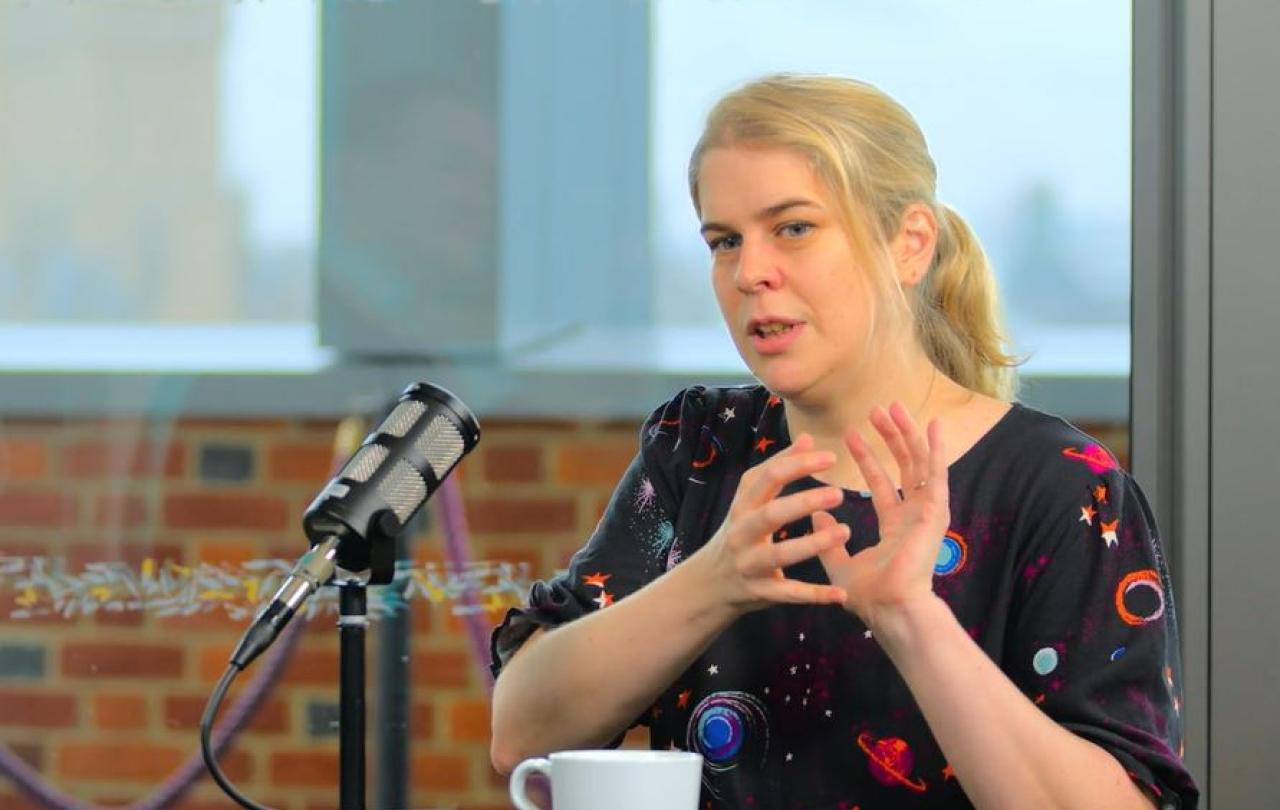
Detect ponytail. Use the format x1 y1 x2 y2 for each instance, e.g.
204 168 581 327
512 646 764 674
915 204 1021 401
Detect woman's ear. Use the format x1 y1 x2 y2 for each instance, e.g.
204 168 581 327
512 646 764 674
892 203 939 287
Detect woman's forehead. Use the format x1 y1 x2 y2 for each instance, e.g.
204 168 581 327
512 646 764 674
698 146 832 219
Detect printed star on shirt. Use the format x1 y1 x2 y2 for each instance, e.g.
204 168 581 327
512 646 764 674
1094 484 1109 504
790 665 798 675
593 591 614 609
582 572 612 588
677 689 692 709
942 763 956 781
718 406 736 422
824 709 833 718
864 629 873 639
785 752 794 762
767 395 782 408
1079 505 1097 526
707 664 719 676
798 632 805 642
1100 519 1120 548
754 436 777 453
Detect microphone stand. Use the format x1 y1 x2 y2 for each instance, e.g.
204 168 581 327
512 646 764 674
336 570 371 810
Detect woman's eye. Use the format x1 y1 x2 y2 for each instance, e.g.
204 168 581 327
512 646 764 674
779 222 813 238
707 234 741 253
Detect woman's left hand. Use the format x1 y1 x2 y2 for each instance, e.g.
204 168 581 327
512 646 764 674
815 401 951 633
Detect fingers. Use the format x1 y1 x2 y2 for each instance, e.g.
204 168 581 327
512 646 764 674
767 579 849 606
844 427 899 516
813 509 851 572
737 513 850 575
739 432 836 508
887 402 932 493
736 485 843 542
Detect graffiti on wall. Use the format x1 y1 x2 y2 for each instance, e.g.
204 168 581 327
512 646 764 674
0 555 534 622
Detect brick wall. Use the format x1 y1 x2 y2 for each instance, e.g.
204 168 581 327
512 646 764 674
0 410 1129 810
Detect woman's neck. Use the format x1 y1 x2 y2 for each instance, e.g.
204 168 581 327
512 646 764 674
780 348 972 484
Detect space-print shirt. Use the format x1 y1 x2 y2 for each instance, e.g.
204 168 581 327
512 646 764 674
491 385 1199 810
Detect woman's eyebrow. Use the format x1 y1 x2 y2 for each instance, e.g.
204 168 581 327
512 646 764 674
700 198 822 235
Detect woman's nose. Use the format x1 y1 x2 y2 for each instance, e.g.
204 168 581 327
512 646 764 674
734 241 781 292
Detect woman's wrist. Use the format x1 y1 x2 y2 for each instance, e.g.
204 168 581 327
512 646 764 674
866 592 957 660
674 544 753 625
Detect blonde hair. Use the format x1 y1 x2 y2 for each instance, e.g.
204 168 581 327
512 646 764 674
688 74 1021 401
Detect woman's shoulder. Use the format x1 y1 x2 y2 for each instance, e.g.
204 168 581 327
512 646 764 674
639 384 771 471
964 401 1134 501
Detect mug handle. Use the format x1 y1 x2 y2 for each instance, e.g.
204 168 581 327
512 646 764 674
508 757 552 810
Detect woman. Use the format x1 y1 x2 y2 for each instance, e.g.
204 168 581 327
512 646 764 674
489 74 1197 809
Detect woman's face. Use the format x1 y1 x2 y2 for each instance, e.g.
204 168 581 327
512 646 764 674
697 145 875 402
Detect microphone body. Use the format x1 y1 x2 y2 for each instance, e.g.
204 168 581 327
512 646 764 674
230 382 480 670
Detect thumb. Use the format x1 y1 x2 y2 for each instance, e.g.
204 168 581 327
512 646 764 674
812 510 849 573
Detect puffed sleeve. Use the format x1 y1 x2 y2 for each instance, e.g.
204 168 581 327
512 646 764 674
488 387 702 680
1007 461 1199 809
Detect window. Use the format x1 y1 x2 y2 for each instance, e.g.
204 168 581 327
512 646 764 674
0 1 316 324
652 0 1132 379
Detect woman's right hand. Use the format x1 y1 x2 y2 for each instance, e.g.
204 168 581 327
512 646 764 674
695 433 851 613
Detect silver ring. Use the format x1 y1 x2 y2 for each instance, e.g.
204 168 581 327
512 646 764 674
911 480 928 491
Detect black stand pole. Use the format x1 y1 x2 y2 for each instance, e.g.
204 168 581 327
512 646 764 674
339 582 368 810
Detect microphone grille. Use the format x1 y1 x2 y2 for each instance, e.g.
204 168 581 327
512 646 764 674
377 459 428 523
379 400 427 439
340 443 389 484
415 415 466 479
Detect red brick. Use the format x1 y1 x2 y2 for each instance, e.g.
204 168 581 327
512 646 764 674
464 497 576 535
481 445 543 483
202 749 254 782
93 608 146 628
197 644 235 682
553 442 634 487
266 442 335 483
591 495 612 523
485 418 574 433
64 541 185 577
0 792 41 810
409 595 435 635
174 417 290 431
411 702 434 740
8 742 43 772
279 648 341 686
0 491 78 528
0 691 76 727
93 693 147 730
482 545 542 572
57 742 184 781
447 699 491 743
163 493 289 531
194 539 262 566
92 493 149 529
411 752 470 792
63 440 185 479
156 607 245 633
163 694 288 734
62 642 183 678
411 650 472 688
269 750 339 787
0 439 49 480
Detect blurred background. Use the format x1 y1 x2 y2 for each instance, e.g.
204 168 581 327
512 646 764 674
2 0 1269 808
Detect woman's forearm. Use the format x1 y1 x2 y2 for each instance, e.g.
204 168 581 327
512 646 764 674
873 596 1156 810
490 549 740 774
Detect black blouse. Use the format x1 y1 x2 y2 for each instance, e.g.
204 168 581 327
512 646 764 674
492 385 1198 810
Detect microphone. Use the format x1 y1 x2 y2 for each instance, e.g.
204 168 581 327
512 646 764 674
229 382 480 670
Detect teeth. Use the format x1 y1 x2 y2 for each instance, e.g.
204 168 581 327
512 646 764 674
757 323 794 336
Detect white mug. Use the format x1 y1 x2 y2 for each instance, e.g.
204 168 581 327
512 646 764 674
508 749 703 810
